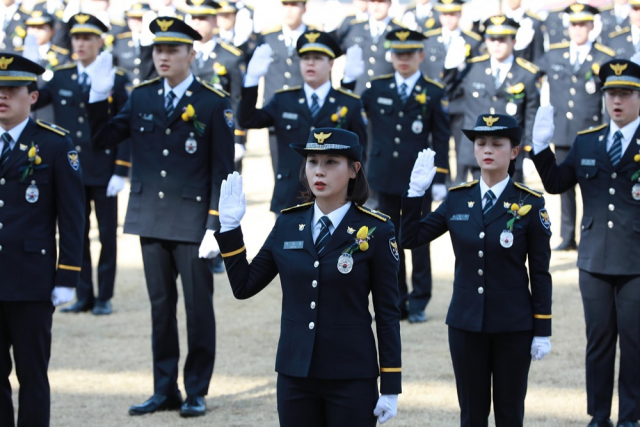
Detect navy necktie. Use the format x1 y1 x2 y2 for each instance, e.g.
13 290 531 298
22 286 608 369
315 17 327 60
165 90 176 117
0 133 12 168
609 130 623 167
483 190 495 217
315 216 332 254
310 93 320 118
79 71 90 94
399 82 409 103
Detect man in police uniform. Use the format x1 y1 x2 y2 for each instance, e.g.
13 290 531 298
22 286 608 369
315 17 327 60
31 0 72 52
240 30 367 214
606 0 640 59
531 60 640 427
537 4 615 251
445 15 540 183
0 53 84 427
32 13 130 316
600 0 631 44
544 4 571 46
112 2 156 87
215 1 258 57
86 17 234 417
334 0 368 44
357 29 449 322
401 0 440 33
0 0 29 53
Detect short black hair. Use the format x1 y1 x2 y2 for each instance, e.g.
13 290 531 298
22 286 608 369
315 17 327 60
298 157 370 206
27 82 38 93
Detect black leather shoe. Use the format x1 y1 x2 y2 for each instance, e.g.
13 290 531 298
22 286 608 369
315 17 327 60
617 421 640 427
400 308 409 321
129 393 183 416
408 310 427 323
92 300 112 315
180 395 206 417
60 300 93 313
554 240 578 251
587 417 614 427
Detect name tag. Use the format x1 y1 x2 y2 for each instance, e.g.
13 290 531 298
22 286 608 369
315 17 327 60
581 158 596 166
58 89 73 97
450 214 470 221
472 82 485 90
284 241 304 250
138 113 154 121
282 112 298 120
377 97 393 105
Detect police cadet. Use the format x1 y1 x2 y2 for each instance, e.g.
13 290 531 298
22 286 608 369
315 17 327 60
112 2 156 87
401 0 440 33
215 1 257 56
607 0 640 59
215 129 401 426
531 61 640 427
357 29 449 322
31 13 130 316
600 0 631 44
240 30 367 214
0 53 84 427
401 116 552 427
0 0 29 53
334 0 368 44
85 17 234 417
31 0 72 53
543 4 571 46
445 15 540 183
537 4 615 252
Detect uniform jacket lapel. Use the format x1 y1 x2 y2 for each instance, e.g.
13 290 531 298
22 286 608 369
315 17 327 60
468 185 484 227
619 122 640 169
484 180 519 227
320 204 362 258
167 79 202 127
299 207 317 258
598 125 612 169
313 88 338 125
0 120 37 178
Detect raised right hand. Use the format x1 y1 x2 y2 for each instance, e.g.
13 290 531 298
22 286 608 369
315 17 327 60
408 149 437 197
532 105 555 155
219 172 247 232
246 44 273 81
88 51 116 99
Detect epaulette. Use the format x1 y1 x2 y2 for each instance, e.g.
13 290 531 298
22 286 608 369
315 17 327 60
423 75 444 89
133 76 161 89
50 45 69 55
525 10 542 21
280 201 314 214
357 205 389 222
371 73 394 81
220 41 242 57
516 57 539 74
116 31 132 40
548 41 570 50
14 46 23 52
449 180 478 191
391 19 407 28
18 6 29 14
202 80 228 97
115 67 126 76
547 5 567 13
468 54 489 63
609 27 630 39
261 26 282 36
595 43 616 57
424 28 442 37
275 85 302 94
54 62 76 71
577 123 608 135
349 18 367 25
337 87 360 99
462 29 482 42
599 3 614 12
36 120 68 137
514 182 542 197
32 0 46 4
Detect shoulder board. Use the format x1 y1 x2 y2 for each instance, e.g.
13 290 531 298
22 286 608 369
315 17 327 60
357 205 389 222
36 120 68 137
577 123 608 135
50 45 69 55
449 180 479 191
371 73 394 81
609 27 630 39
275 85 302 94
201 80 228 97
468 54 490 63
280 201 314 214
14 46 23 52
514 182 542 197
54 62 76 71
525 10 542 21
547 5 567 13
219 41 243 56
133 76 161 89
422 75 444 89
261 26 282 36
18 6 29 14
599 3 614 11
245 4 255 10
349 18 368 25
116 31 132 40
462 29 482 42
424 28 442 37
594 43 616 57
406 2 417 9
516 57 539 74
111 18 126 27
115 67 126 76
391 19 407 28
336 87 360 99
548 41 570 50
32 0 46 4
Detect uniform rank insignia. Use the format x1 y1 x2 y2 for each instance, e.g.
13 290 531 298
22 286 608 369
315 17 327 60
223 109 234 128
67 151 79 171
468 201 475 208
19 143 27 151
389 238 400 261
539 208 551 229
347 226 355 234
299 224 306 231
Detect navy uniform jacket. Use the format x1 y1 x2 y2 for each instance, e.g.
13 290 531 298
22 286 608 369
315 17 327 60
543 6 570 45
532 123 640 276
0 5 29 52
340 19 406 94
606 26 635 59
238 85 368 213
86 76 235 242
402 4 440 33
361 73 450 194
537 42 615 148
446 55 540 166
421 28 482 82
111 31 157 87
598 3 630 44
34 63 132 187
215 203 402 394
0 119 84 300
400 180 552 336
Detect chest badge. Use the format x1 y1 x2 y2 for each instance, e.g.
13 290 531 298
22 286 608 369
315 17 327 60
26 182 39 203
411 119 423 134
347 226 355 234
337 253 354 274
632 184 640 200
185 133 197 154
299 224 305 231
500 230 514 248
506 102 518 116
468 201 475 208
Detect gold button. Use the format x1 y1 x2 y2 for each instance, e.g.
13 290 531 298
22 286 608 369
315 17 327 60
161 171 167 177
571 76 577 83
368 69 374 76
568 100 574 108
309 322 315 330
369 57 376 64
566 112 573 120
570 88 576 95
284 71 291 78
608 221 613 228
310 302 316 309
478 269 483 276
314 261 319 268
478 287 484 294
478 251 483 258
196 196 202 202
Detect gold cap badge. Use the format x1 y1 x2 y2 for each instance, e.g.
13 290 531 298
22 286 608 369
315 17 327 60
610 63 628 76
482 116 499 127
304 32 321 43
396 31 410 41
314 132 332 144
0 57 14 70
74 14 91 24
490 16 506 26
157 19 174 32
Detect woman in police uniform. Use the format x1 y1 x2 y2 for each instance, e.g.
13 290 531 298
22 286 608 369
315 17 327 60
400 114 553 427
214 128 401 427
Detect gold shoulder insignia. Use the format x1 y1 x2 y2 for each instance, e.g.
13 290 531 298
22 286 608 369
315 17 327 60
525 10 542 21
548 5 566 13
133 76 161 89
548 42 570 50
54 62 76 71
595 43 616 57
449 180 479 191
608 27 630 39
337 87 360 99
115 67 126 76
516 57 539 74
280 201 314 214
261 25 282 36
357 205 390 222
50 45 69 55
391 19 407 28
371 73 394 81
514 182 542 197
116 31 132 40
14 46 23 52
275 85 302 94
349 18 368 25
36 120 68 136
423 75 444 89
424 28 442 37
462 29 482 42
468 54 490 63
202 80 228 97
220 41 242 56
599 3 614 11
577 123 608 135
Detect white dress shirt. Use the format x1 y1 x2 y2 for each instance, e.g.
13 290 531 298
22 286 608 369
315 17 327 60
395 70 421 95
570 41 592 66
607 116 640 156
77 60 99 86
38 43 51 60
480 175 510 208
304 80 332 110
312 201 352 242
0 117 30 152
195 38 217 58
164 74 195 109
282 23 306 47
490 55 514 87
369 16 391 38
442 28 461 47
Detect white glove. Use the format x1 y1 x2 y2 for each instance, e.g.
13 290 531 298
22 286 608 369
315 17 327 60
515 18 535 51
408 149 437 197
444 36 467 70
199 229 221 259
532 105 555 155
373 394 398 424
343 45 365 83
219 171 247 232
51 286 75 307
431 183 447 202
106 174 125 197
22 34 40 63
523 158 536 178
245 44 273 87
234 143 246 163
88 51 116 102
531 336 551 361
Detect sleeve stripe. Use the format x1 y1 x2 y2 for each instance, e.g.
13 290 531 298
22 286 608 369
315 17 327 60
221 246 246 258
380 367 402 373
209 210 220 216
436 168 449 173
115 160 132 167
58 264 81 272
534 314 552 319
234 130 247 136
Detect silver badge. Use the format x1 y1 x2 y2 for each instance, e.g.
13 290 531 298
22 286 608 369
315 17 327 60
411 120 423 134
42 69 54 82
633 184 640 200
500 230 514 248
506 102 517 116
337 253 354 274
585 80 596 95
185 136 197 154
26 184 39 203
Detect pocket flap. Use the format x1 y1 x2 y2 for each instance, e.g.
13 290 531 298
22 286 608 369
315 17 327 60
24 240 53 254
581 216 593 230
133 119 154 133
577 166 598 179
182 186 206 201
130 181 142 193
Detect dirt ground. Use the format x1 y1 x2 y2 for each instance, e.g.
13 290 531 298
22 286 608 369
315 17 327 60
10 129 620 426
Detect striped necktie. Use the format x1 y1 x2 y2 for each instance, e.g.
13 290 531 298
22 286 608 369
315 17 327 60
315 216 332 254
165 90 176 117
79 71 90 94
483 190 495 217
609 130 623 167
309 93 320 118
399 82 409 103
0 133 12 168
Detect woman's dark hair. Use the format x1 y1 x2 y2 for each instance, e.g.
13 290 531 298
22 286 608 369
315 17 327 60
298 156 370 206
508 137 519 178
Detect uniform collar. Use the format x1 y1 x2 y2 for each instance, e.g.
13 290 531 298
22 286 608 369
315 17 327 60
395 70 421 93
164 73 195 100
442 27 461 40
39 42 51 59
77 59 98 79
490 55 514 73
608 116 640 154
312 201 352 236
615 3 631 20
369 16 391 30
304 80 332 108
282 23 305 42
0 117 30 149
570 41 592 62
480 175 510 202
196 38 216 57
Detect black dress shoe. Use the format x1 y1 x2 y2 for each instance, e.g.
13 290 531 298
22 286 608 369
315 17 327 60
92 300 112 315
60 300 94 313
400 308 409 321
617 421 640 427
408 310 427 323
129 393 183 416
587 417 614 427
180 395 206 417
554 240 578 251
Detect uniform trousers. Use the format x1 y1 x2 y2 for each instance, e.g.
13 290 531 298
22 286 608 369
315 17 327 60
554 147 577 243
277 373 378 427
79 185 118 303
377 192 432 313
579 270 640 421
0 301 54 427
139 237 216 397
448 326 533 427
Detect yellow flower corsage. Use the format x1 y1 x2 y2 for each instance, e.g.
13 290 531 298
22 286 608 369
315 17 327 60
331 106 348 129
343 225 376 255
506 203 531 231
181 104 206 136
